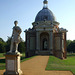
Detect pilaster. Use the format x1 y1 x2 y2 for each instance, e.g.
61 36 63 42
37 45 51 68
49 30 53 54
36 31 40 51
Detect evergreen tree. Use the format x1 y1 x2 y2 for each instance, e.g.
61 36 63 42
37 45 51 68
0 38 6 53
18 42 26 53
67 40 75 53
5 37 11 52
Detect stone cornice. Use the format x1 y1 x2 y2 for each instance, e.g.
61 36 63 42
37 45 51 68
36 29 53 31
32 21 60 27
35 24 54 29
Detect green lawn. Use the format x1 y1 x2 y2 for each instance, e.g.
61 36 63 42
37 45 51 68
0 53 75 74
0 53 25 57
0 53 5 69
0 62 5 70
46 54 75 74
0 53 5 57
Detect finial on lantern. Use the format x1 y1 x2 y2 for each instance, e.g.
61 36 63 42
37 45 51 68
43 0 48 4
43 0 48 9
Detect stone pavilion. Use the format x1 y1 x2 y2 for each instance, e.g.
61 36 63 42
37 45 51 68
24 0 68 59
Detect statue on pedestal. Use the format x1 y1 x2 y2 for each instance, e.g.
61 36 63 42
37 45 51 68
4 21 23 75
9 21 22 53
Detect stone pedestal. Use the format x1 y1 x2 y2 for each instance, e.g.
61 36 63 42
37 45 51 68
4 52 22 75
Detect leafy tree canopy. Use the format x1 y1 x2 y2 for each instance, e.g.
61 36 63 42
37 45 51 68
0 38 5 42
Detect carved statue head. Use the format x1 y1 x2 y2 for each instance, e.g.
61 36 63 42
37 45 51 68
14 21 18 26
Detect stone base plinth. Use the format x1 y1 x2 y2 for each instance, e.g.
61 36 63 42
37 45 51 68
4 52 23 75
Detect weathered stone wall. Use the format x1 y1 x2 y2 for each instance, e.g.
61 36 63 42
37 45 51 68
25 31 36 57
53 33 67 59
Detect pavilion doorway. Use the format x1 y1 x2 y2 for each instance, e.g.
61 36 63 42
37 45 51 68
40 32 49 51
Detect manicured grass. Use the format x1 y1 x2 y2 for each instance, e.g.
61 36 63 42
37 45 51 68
21 56 35 62
0 63 5 70
46 54 75 74
0 58 5 70
0 53 25 58
0 53 5 69
0 53 5 57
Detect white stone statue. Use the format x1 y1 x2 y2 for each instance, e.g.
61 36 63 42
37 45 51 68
9 21 22 53
44 40 48 49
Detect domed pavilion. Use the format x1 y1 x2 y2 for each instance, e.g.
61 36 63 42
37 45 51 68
25 0 68 59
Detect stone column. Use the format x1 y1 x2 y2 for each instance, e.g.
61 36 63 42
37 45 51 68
26 32 30 57
36 31 40 52
49 30 53 54
27 32 29 51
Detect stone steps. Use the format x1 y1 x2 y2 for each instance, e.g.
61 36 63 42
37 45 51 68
38 51 51 55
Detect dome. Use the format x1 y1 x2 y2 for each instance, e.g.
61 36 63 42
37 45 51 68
35 0 56 22
35 8 56 22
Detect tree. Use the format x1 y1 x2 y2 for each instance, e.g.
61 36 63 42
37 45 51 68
67 40 75 53
5 37 26 53
0 41 6 53
0 38 6 53
72 40 75 53
18 42 26 53
0 38 5 42
0 37 26 53
67 40 72 47
5 37 11 52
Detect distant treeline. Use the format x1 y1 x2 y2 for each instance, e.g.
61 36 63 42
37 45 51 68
67 40 75 53
0 37 25 53
0 37 75 53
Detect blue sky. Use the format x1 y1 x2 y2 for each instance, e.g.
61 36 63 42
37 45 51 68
0 0 75 41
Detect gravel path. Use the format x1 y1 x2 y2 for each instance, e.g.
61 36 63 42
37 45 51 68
21 56 73 75
0 57 5 59
0 56 73 75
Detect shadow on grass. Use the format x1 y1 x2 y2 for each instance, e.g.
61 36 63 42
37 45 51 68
0 59 5 70
67 54 75 57
0 59 5 63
